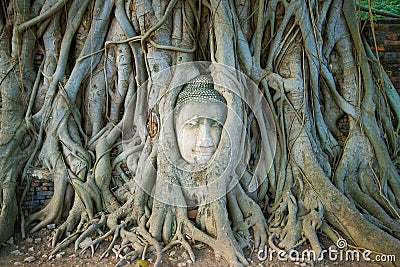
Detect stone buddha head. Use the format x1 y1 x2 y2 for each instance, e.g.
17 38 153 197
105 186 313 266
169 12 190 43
174 75 227 166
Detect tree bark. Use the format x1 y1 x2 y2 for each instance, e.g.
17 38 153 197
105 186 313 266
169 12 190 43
0 0 399 266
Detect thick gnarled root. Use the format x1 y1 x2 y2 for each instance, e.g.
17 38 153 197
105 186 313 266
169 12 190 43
25 170 70 234
268 190 324 260
47 183 269 267
162 222 196 262
51 198 88 248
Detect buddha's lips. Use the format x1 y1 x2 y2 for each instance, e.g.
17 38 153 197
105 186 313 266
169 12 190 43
193 150 215 156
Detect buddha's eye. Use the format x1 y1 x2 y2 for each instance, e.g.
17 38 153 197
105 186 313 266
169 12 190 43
211 121 222 128
187 119 199 127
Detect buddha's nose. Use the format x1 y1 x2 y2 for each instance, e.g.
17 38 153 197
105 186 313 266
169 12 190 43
197 123 215 149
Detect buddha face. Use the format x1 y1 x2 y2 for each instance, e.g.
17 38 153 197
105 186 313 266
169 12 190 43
175 101 227 165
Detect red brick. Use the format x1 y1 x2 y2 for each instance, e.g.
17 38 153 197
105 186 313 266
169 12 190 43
374 25 389 31
383 40 400 45
387 24 400 31
387 33 399 41
371 46 385 51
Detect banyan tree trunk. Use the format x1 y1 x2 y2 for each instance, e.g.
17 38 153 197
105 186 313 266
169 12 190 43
0 0 399 266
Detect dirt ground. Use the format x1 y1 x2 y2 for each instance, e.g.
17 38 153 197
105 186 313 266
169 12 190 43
0 228 390 267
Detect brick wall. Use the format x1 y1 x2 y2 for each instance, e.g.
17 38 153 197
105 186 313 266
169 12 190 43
19 179 54 216
363 18 400 90
20 19 400 214
19 148 123 215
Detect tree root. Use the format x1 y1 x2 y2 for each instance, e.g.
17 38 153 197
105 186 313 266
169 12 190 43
48 183 269 267
80 221 129 257
135 216 163 266
26 169 68 233
275 192 303 251
50 231 81 258
66 212 164 265
74 214 107 251
162 222 196 263
3 2 400 266
52 198 87 247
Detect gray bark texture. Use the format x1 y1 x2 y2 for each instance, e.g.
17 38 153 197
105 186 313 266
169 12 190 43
0 0 400 266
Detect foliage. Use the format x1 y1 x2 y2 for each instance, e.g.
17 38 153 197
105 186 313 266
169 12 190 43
358 0 400 18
